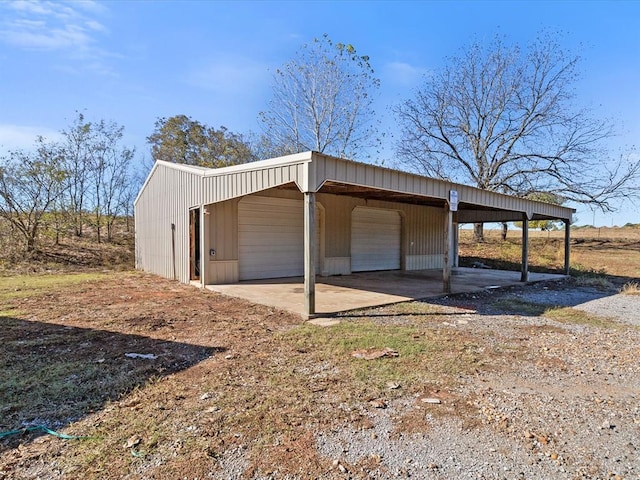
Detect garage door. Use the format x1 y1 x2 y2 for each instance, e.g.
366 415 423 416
238 196 320 280
351 207 401 272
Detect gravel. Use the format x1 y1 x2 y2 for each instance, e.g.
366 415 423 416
313 279 640 480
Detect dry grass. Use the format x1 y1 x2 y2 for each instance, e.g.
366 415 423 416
1 226 638 478
0 217 134 276
459 225 640 279
621 281 640 295
0 272 507 479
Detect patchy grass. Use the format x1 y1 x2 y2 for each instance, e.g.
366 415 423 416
490 298 624 329
0 272 108 300
1 265 637 478
285 321 489 395
0 273 110 317
491 297 549 316
544 307 622 329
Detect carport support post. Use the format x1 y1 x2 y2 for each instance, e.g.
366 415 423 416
521 215 529 282
443 209 453 293
564 219 571 275
304 192 316 317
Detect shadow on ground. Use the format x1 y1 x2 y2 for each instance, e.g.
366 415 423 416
424 277 630 318
0 317 222 451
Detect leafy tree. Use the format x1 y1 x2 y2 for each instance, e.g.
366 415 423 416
260 34 380 159
0 137 67 253
147 115 255 167
395 33 640 241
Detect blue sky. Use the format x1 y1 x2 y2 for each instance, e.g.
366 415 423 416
0 0 638 226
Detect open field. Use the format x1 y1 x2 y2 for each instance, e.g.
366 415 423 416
1 227 639 478
459 225 640 279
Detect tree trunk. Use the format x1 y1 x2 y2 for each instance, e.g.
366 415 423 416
473 223 484 242
501 222 508 241
26 234 36 253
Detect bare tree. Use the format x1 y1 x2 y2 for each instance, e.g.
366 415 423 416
260 34 380 159
395 34 640 241
0 137 66 253
61 112 93 237
88 119 136 243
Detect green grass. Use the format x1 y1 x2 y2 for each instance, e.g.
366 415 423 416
492 297 549 315
0 273 109 317
283 320 489 396
0 272 109 301
544 307 624 329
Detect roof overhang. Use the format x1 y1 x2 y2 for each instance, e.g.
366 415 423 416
137 151 575 223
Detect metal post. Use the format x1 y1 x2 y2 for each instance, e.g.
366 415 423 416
453 221 459 268
304 192 316 317
521 215 529 282
564 219 571 275
200 205 206 288
443 209 453 293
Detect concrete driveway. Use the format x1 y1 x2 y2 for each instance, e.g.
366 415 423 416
206 268 566 318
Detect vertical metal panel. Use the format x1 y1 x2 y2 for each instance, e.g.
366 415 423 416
313 192 446 271
208 199 239 261
136 155 574 286
351 207 402 271
135 164 201 284
316 193 358 257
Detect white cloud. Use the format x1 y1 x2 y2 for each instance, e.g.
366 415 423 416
0 0 111 73
185 57 271 94
0 124 63 153
383 61 430 87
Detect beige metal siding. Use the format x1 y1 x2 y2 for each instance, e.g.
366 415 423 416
201 162 308 204
316 193 356 257
134 164 202 283
237 195 322 280
206 199 240 284
208 199 239 261
313 153 573 221
351 207 402 271
135 153 573 286
402 204 445 269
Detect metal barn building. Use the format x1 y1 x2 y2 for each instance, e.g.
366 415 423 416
134 151 575 317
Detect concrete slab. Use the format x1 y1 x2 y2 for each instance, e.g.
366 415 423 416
206 268 567 319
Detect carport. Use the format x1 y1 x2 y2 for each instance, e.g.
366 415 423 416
135 151 575 319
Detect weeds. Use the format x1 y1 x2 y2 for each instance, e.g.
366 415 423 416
492 297 549 316
621 281 640 295
569 263 614 289
283 321 492 398
544 307 622 329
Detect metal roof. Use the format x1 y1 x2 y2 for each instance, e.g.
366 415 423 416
135 151 575 222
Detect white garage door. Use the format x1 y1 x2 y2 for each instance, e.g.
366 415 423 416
238 196 320 280
351 207 401 272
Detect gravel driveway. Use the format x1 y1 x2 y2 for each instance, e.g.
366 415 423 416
314 279 640 480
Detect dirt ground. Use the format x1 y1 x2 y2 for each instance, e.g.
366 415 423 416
1 269 639 479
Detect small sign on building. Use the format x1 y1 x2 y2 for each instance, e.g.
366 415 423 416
449 190 458 211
